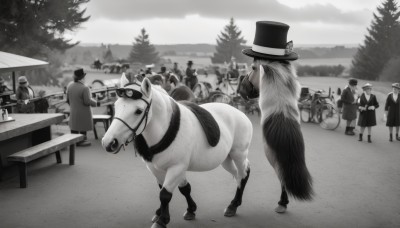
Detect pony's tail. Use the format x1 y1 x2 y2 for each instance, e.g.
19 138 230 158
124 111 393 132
263 113 314 201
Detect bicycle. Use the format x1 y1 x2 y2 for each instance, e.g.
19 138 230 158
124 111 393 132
298 87 340 130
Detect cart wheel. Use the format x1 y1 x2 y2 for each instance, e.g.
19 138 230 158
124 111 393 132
319 103 340 130
209 93 231 104
300 107 311 123
91 80 107 101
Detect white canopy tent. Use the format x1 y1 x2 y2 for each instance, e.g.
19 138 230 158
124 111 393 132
0 51 48 92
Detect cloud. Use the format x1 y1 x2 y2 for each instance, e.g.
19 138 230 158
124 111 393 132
85 0 371 25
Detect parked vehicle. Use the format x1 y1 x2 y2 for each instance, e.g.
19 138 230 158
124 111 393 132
102 62 130 74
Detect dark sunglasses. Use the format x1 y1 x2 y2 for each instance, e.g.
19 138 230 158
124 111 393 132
116 88 142 99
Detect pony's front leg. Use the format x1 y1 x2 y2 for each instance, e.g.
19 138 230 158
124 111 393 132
178 179 197 220
151 165 186 228
146 164 166 223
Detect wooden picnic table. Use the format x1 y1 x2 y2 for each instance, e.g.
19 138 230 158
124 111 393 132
0 113 64 179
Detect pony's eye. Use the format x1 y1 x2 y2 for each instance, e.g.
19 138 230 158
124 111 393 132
135 109 143 115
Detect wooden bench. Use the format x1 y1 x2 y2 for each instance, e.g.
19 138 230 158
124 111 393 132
93 114 112 139
7 133 85 188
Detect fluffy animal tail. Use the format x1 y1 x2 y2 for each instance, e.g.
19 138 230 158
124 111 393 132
263 113 314 201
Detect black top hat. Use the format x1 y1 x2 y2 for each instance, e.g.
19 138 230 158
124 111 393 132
349 78 358 86
187 60 193 65
74 68 86 80
242 21 298 61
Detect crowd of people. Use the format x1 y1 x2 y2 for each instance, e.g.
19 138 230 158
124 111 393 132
129 60 199 93
340 78 400 142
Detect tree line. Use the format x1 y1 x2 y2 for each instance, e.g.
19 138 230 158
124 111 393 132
351 0 400 82
1 0 399 85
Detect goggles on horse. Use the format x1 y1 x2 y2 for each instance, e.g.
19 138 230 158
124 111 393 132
116 88 143 99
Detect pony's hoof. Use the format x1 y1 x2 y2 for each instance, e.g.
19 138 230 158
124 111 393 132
224 205 237 217
183 211 196 220
151 215 159 223
151 221 166 228
275 205 287 213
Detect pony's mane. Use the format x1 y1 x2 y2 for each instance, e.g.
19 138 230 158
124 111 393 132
258 60 300 123
152 84 168 95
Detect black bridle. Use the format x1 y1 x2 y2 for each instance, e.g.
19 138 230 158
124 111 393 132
112 84 152 154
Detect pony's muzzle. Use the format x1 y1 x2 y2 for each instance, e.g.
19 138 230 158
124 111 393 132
105 139 120 153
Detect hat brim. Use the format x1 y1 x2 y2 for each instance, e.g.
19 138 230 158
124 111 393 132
242 48 298 61
392 85 400 89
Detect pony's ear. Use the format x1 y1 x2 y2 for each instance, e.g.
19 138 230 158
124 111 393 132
120 73 129 87
141 77 152 98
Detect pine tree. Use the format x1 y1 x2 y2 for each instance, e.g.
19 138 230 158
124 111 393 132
103 45 114 63
129 28 159 64
350 0 400 80
211 18 247 64
0 0 90 58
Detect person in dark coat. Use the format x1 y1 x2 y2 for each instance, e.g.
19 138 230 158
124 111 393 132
16 76 36 113
357 83 379 142
0 77 12 112
171 62 183 82
67 68 100 146
185 60 198 90
341 78 359 135
384 82 400 141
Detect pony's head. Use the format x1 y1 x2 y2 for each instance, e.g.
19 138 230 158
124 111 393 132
239 60 296 99
102 73 153 153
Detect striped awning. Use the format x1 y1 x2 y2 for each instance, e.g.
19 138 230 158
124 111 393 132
0 51 48 73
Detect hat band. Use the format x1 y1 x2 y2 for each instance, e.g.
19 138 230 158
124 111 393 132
252 44 285 56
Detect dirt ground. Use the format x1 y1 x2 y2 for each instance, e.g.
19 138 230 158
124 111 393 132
2 74 400 227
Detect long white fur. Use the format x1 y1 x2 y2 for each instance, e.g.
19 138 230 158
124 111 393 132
258 60 301 124
103 74 253 193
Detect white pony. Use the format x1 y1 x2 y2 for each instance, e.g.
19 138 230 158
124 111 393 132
102 74 253 228
239 59 314 213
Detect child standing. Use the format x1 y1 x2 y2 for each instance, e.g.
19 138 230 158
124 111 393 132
357 83 379 142
384 83 400 142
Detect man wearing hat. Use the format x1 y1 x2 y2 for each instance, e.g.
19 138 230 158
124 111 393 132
240 21 314 214
185 60 197 90
67 68 100 146
357 83 379 142
228 56 239 79
171 62 183 82
16 76 35 113
384 82 400 141
341 78 359 135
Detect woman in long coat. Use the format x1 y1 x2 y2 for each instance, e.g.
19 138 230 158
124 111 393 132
67 68 99 146
385 83 400 141
341 78 359 135
357 83 379 143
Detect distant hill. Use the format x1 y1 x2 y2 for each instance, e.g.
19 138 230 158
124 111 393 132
63 43 357 65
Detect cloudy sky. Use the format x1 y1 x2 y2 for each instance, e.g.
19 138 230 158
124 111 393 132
68 0 381 46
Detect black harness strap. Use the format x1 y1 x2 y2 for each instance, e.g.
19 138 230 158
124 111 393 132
134 99 181 162
179 101 220 147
